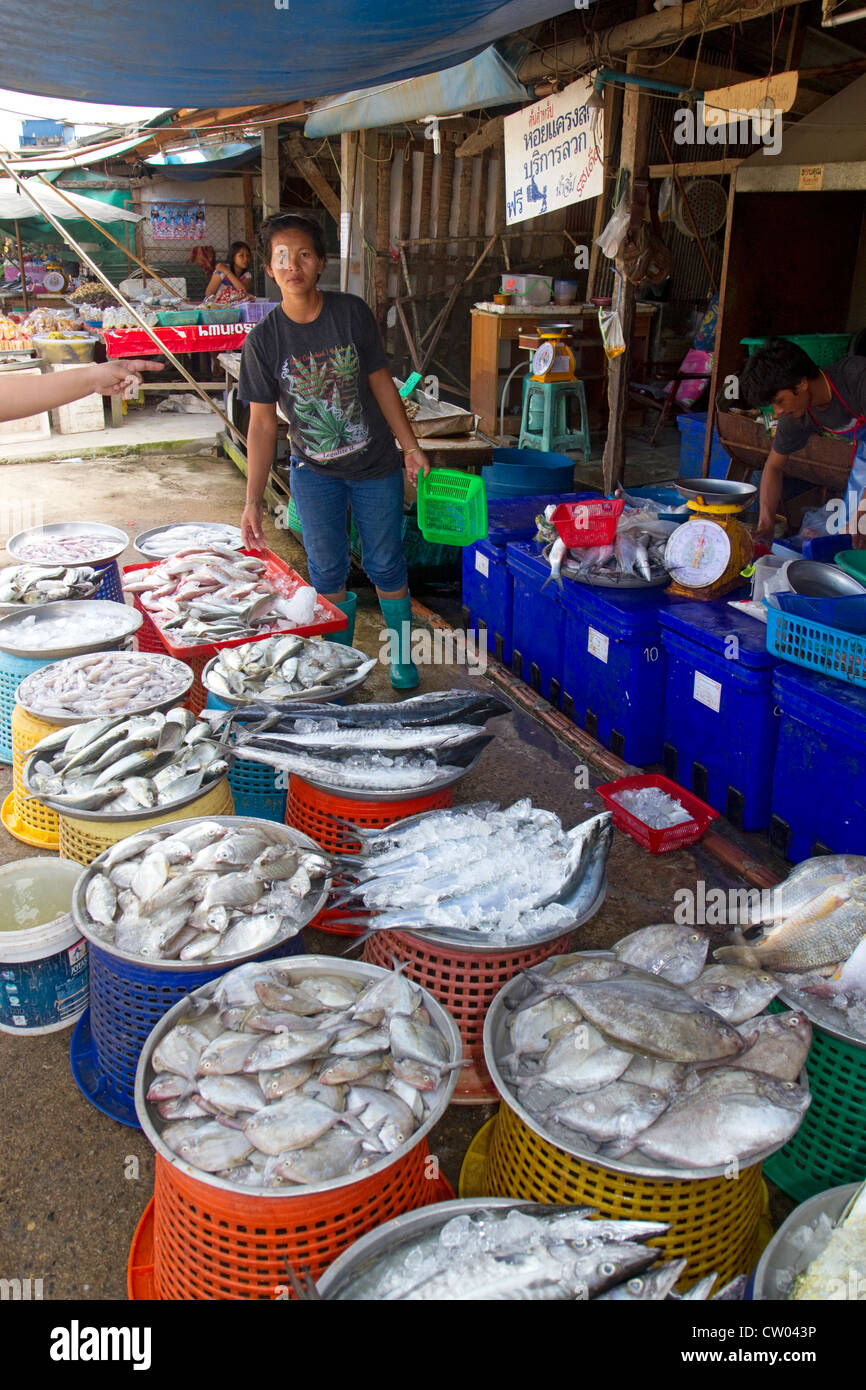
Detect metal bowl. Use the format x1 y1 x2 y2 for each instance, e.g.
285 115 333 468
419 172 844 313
133 522 244 559
786 559 866 598
569 569 671 590
22 754 231 821
0 569 102 617
483 951 810 1182
71 815 331 970
15 651 194 725
751 1182 860 1300
676 477 756 507
777 987 866 1049
0 599 141 659
133 953 462 1194
201 641 377 708
294 750 486 802
316 1199 541 1298
6 521 128 567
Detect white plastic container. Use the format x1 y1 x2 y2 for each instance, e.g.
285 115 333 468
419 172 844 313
0 858 88 1034
500 273 553 307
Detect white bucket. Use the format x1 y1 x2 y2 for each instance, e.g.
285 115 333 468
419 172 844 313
0 857 88 1034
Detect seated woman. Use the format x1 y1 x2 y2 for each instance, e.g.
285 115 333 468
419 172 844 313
204 241 253 303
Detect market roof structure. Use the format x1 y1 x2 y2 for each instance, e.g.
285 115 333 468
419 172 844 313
737 71 866 190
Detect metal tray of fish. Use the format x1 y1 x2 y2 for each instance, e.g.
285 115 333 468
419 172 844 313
133 523 244 559
316 1199 545 1298
6 521 129 567
296 751 485 802
777 988 866 1050
0 599 142 659
200 643 376 707
22 756 232 822
72 816 332 969
568 570 670 590
15 651 194 725
483 952 810 1182
133 954 462 1193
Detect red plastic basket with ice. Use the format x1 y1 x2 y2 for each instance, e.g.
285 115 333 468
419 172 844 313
596 773 719 854
551 498 624 548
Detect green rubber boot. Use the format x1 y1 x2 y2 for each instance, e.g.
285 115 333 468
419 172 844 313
329 591 357 645
378 595 419 690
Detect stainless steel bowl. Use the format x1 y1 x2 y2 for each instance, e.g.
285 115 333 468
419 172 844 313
786 559 866 598
22 754 231 821
294 751 486 802
71 815 330 969
483 951 810 1182
676 477 756 507
133 522 243 559
133 953 462 1194
15 651 194 725
6 521 128 567
752 1182 860 1300
201 641 376 708
0 599 141 659
777 987 866 1049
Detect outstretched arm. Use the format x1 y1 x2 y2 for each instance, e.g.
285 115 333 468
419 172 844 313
0 359 163 423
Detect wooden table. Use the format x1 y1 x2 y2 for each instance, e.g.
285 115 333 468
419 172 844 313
470 302 656 438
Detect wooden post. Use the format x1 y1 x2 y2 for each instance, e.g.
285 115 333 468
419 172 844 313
602 54 651 494
261 124 280 220
14 221 29 312
374 135 392 333
359 130 379 305
702 171 737 477
340 132 359 293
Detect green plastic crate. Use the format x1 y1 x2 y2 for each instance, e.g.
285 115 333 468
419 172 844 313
286 495 303 537
763 999 866 1203
741 334 852 367
835 550 866 584
417 468 488 546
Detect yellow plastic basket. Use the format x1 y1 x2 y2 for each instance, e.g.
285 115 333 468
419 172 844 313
58 778 235 865
460 1104 770 1292
3 704 61 848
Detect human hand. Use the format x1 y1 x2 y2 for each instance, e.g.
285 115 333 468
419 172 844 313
215 263 230 276
404 447 431 488
241 500 265 549
753 515 776 547
90 359 164 397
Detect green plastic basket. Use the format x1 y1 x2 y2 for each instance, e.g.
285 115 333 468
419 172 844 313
763 999 866 1203
417 468 488 547
835 551 866 584
286 495 303 537
741 334 852 367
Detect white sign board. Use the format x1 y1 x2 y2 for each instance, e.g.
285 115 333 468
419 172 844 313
503 77 603 226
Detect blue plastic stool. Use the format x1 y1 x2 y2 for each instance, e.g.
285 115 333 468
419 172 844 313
205 691 288 823
519 379 592 460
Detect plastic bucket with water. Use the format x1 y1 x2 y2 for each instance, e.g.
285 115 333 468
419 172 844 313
0 858 88 1034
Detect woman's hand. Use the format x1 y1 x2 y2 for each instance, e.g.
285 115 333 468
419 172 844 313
404 447 431 488
241 500 265 549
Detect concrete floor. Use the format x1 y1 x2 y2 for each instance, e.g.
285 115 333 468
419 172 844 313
0 442 789 1301
0 403 220 466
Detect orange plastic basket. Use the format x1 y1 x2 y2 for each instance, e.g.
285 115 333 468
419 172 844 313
285 775 454 936
3 704 61 848
363 929 574 1103
129 1146 450 1300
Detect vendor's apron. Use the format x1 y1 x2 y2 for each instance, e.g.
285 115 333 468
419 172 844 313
807 377 866 533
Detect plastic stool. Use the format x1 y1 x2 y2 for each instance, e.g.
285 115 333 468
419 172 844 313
519 379 592 460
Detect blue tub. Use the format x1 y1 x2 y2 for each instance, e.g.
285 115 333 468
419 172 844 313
462 538 513 664
769 666 866 862
659 599 780 830
562 584 671 766
485 446 575 495
677 411 731 480
506 542 567 704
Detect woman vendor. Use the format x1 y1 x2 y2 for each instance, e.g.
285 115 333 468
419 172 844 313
741 339 866 549
238 213 430 689
204 241 253 303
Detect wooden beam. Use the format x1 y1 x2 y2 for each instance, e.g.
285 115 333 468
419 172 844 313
436 132 455 242
646 55 826 115
455 116 503 159
286 134 341 222
340 132 359 293
649 158 744 178
242 170 255 251
702 171 737 478
359 130 379 304
261 125 280 220
374 134 392 332
397 139 413 243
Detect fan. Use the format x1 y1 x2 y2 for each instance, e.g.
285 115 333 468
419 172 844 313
672 180 728 239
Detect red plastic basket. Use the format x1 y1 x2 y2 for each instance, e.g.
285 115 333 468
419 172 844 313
552 498 624 548
286 775 454 936
127 1148 455 1300
596 773 719 854
363 928 574 1103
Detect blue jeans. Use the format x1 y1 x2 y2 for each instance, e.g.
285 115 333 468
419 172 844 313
288 459 407 594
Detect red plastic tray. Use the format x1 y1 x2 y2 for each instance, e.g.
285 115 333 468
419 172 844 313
596 773 719 854
122 548 347 661
552 498 624 548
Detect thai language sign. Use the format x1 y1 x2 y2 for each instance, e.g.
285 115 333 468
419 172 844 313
503 76 603 226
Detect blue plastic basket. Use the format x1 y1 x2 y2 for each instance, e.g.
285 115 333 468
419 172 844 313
92 559 124 605
205 691 288 822
506 542 567 705
765 604 866 689
71 932 307 1127
0 650 54 763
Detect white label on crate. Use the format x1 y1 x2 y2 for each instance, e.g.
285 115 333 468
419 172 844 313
475 550 489 578
587 627 609 663
693 671 722 712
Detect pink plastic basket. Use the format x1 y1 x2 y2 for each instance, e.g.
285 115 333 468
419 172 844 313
596 773 719 854
552 498 625 548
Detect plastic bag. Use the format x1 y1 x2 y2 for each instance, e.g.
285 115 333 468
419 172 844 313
595 191 631 261
599 306 625 360
750 555 792 603
797 503 838 540
658 177 673 222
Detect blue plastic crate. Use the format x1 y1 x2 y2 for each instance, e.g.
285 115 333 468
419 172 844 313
765 604 866 689
772 535 853 564
506 542 567 705
92 559 124 605
205 691 288 822
462 538 513 664
659 599 780 830
561 584 671 766
486 492 599 548
769 666 866 862
677 411 731 480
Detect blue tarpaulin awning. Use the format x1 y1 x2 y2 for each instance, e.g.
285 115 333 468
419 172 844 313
0 1 574 108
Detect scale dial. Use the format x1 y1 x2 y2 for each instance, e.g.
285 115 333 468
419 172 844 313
532 341 555 376
42 270 66 293
665 517 733 588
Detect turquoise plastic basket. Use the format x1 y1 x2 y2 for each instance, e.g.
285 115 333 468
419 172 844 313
765 603 866 689
417 469 488 547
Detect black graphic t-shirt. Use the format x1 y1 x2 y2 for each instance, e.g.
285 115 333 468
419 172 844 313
239 292 401 480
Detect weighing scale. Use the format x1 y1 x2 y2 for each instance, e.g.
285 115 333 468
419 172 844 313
664 477 756 600
529 323 578 383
